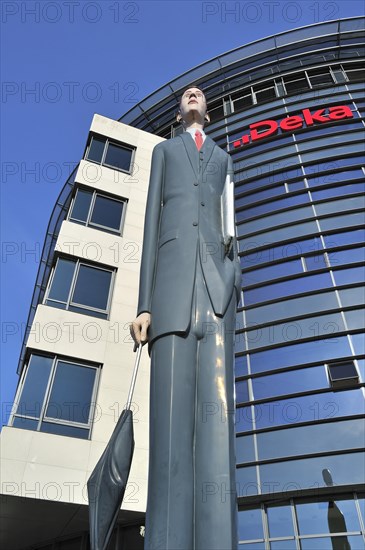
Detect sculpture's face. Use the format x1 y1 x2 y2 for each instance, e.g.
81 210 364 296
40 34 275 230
179 87 207 125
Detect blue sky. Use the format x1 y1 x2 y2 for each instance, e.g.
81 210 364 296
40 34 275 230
1 0 364 426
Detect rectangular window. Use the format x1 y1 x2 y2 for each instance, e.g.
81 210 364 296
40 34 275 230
11 354 100 439
45 257 114 319
69 188 126 234
85 135 134 173
327 361 359 388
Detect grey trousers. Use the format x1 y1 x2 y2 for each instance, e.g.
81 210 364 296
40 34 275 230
144 263 238 550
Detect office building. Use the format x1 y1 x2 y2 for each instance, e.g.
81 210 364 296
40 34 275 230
1 16 364 549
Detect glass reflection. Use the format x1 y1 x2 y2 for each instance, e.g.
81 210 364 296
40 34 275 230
260 452 365 493
267 503 294 538
238 507 263 541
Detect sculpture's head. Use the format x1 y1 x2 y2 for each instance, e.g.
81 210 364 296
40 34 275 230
177 86 210 127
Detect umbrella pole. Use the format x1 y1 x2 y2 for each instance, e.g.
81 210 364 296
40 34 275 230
126 344 142 410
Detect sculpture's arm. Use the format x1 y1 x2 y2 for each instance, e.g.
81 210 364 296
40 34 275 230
130 144 165 346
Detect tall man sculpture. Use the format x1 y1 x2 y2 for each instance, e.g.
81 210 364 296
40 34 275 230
131 87 241 549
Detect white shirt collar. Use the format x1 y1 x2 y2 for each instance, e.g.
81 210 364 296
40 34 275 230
185 127 206 142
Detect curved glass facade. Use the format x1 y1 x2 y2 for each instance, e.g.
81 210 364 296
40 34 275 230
120 18 365 548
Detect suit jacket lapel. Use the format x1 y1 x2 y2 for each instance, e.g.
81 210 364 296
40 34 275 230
180 132 217 180
179 133 199 180
200 135 216 177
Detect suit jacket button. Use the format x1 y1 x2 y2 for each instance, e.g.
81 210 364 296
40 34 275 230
193 182 198 186
201 202 205 206
193 222 198 226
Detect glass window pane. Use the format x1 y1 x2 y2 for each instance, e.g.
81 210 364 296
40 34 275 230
351 333 365 355
304 254 327 270
235 355 248 377
320 212 365 232
252 365 328 401
242 259 303 286
69 189 93 223
40 422 89 439
249 335 352 374
333 266 365 286
245 290 338 326
300 536 352 550
270 540 296 549
45 361 96 423
244 272 333 305
257 419 365 460
12 417 39 431
236 435 255 464
238 508 264 541
296 498 361 535
240 206 313 235
247 312 345 352
239 543 265 550
104 143 132 171
236 467 258 496
253 389 365 430
329 247 365 267
312 183 365 201
316 197 365 217
236 380 250 403
324 229 365 248
87 137 105 162
259 452 365 493
72 265 112 310
47 259 75 303
306 168 364 187
339 287 365 307
15 355 53 417
241 237 323 269
90 195 124 231
267 503 294 538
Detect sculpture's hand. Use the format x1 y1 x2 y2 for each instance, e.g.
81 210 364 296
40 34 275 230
130 312 151 350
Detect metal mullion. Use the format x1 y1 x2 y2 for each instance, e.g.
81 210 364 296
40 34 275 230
43 258 60 303
100 138 108 165
236 446 365 468
86 190 97 226
88 364 102 432
68 260 82 309
9 356 31 425
291 497 301 550
37 356 58 430
354 492 365 536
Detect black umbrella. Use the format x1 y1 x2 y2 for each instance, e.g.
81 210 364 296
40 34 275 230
87 344 143 550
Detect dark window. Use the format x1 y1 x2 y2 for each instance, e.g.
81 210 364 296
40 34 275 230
283 72 310 94
307 67 334 87
343 61 365 82
254 86 277 103
69 188 126 234
45 258 114 319
85 135 134 173
11 354 99 439
328 361 359 388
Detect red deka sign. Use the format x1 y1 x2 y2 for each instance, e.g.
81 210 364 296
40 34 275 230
233 105 353 148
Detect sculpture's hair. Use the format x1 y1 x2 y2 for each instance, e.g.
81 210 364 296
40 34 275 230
179 85 206 105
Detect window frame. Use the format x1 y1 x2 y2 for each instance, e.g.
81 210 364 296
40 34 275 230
85 134 135 174
10 353 101 438
68 186 127 235
44 257 116 319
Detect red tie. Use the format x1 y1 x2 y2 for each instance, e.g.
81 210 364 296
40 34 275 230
195 130 203 151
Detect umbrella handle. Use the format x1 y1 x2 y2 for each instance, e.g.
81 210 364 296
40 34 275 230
126 343 142 410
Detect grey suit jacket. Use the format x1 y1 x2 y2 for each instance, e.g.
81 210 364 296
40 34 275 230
137 132 242 343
